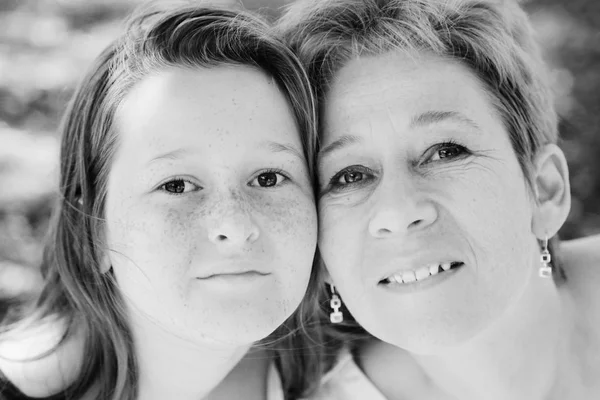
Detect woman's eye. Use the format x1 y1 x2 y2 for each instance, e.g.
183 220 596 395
328 165 375 190
337 170 364 185
428 142 469 162
250 171 288 188
159 179 200 195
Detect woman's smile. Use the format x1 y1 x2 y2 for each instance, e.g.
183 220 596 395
379 261 465 288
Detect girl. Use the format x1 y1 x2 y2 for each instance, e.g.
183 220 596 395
0 2 324 399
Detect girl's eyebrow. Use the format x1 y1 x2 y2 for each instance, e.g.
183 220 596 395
146 141 305 167
261 140 305 162
146 148 191 166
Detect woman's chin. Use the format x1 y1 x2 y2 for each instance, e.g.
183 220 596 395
365 312 493 356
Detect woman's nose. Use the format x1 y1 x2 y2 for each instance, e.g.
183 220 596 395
367 179 438 238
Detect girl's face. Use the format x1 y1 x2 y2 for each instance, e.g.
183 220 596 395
318 51 540 353
104 65 317 346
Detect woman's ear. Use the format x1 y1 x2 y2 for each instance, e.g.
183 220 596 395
99 251 112 274
318 256 334 286
531 144 571 238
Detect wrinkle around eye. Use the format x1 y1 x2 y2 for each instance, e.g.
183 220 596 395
319 170 379 202
418 155 498 182
318 182 376 207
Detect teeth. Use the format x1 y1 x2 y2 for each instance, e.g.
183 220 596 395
383 261 461 285
402 270 416 283
414 266 430 281
429 264 440 275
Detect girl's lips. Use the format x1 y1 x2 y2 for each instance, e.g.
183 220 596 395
198 271 270 280
195 271 273 293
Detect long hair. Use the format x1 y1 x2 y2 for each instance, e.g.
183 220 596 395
1 2 321 399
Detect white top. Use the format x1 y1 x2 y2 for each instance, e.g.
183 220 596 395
267 361 285 400
302 348 387 400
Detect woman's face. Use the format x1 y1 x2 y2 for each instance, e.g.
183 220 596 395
318 51 540 353
104 65 317 346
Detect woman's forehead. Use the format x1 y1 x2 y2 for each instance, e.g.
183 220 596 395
322 51 496 137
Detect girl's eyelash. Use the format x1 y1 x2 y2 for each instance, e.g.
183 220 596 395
249 168 290 184
157 177 200 195
260 168 288 178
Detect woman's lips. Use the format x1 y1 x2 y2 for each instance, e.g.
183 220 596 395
379 261 464 285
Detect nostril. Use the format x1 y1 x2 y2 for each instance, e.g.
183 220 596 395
216 234 228 241
377 228 393 235
408 219 424 229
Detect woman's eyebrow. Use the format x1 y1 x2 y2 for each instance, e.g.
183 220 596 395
318 134 363 160
409 110 481 133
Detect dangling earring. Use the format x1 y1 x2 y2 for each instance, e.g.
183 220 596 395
329 284 343 323
539 236 552 278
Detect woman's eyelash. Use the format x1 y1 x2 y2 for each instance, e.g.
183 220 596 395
328 165 375 190
423 140 470 163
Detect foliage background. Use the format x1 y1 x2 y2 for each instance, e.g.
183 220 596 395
0 0 598 271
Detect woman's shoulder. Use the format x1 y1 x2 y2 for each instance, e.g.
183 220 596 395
561 235 600 315
561 235 600 282
301 347 388 400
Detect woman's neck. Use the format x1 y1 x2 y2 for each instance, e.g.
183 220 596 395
360 264 578 400
129 312 265 400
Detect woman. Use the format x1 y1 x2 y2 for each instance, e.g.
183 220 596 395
280 0 600 399
0 2 325 399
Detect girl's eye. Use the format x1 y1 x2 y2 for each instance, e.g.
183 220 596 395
159 179 200 195
250 171 288 188
427 142 469 162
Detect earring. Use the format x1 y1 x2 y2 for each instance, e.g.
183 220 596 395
329 284 343 324
539 236 552 278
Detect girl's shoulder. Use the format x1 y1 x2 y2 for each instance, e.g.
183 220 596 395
0 314 85 398
301 347 387 400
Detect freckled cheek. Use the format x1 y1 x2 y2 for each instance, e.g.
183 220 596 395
258 196 317 256
105 203 201 270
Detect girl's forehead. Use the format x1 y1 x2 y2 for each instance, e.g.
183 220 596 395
110 65 304 170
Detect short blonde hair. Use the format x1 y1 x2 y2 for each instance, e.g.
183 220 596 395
277 0 566 346
278 0 558 180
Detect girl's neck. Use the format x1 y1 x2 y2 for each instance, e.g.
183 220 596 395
129 312 266 400
360 265 578 400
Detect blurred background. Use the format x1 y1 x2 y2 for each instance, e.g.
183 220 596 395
0 0 599 273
